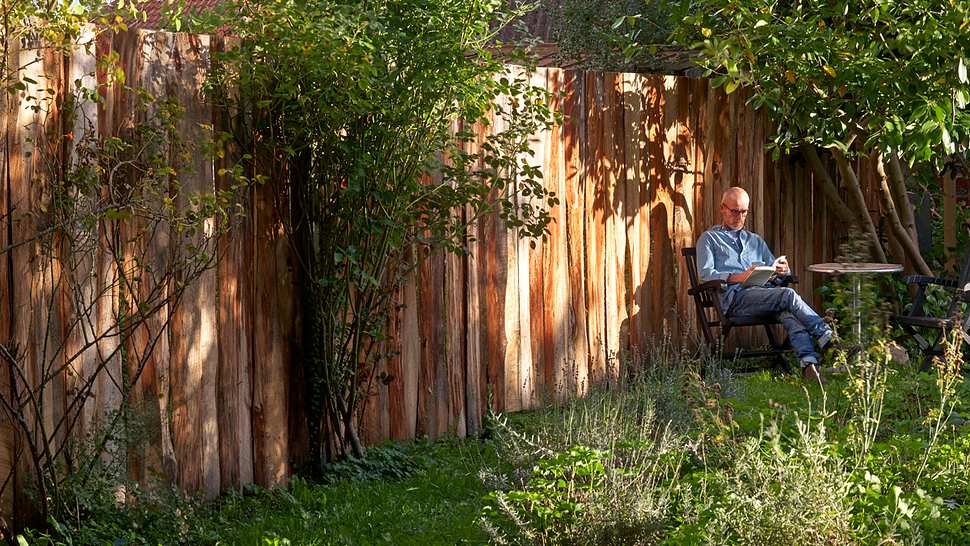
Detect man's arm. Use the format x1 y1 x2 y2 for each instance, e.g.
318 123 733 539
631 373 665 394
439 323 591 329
698 232 758 284
697 233 729 283
755 236 790 275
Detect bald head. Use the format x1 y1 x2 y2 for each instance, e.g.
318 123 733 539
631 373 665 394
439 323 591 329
720 186 750 230
721 186 749 206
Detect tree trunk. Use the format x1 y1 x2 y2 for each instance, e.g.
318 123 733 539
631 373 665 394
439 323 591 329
887 153 919 244
832 149 887 262
801 144 855 224
886 225 907 266
876 156 932 275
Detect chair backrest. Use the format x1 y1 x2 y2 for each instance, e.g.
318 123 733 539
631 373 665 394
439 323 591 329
682 247 702 290
681 247 721 319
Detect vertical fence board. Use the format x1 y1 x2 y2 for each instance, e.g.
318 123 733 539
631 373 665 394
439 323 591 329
650 76 677 339
562 70 588 397
622 74 643 353
400 270 420 438
166 33 220 498
445 218 466 436
585 72 606 384
251 170 291 486
464 215 482 434
479 141 508 412
603 73 625 378
5 36 29 517
545 68 569 402
0 32 13 521
212 35 254 490
673 77 696 342
131 28 179 484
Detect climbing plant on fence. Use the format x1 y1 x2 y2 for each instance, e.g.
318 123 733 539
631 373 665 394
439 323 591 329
204 0 557 472
0 2 242 533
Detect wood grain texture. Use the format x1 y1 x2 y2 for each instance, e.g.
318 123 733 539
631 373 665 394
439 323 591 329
212 35 254 490
545 68 569 403
584 72 606 385
527 75 547 405
622 74 643 353
603 72 624 381
0 32 13 521
251 164 291 487
445 208 466 436
562 70 589 397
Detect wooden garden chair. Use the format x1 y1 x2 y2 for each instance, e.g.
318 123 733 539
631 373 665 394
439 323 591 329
893 248 970 363
682 247 795 371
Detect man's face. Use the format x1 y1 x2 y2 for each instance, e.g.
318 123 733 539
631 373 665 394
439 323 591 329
720 193 750 230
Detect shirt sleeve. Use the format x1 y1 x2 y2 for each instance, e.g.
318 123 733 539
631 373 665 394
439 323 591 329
757 236 776 265
697 232 730 282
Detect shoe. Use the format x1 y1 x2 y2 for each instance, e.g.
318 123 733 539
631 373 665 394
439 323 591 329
817 328 834 351
801 362 827 384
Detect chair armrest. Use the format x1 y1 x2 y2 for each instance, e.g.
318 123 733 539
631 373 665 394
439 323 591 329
903 275 958 289
687 279 724 296
777 274 799 286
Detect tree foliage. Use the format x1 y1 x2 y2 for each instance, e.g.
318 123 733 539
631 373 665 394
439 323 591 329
546 0 686 71
674 0 970 166
205 0 557 467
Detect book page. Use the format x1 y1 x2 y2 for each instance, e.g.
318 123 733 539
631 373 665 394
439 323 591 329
742 266 776 287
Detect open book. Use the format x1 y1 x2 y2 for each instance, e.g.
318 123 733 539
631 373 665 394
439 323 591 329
742 256 787 288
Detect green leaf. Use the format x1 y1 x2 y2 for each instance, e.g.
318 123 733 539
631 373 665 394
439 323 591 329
960 58 968 84
754 19 768 28
724 80 739 94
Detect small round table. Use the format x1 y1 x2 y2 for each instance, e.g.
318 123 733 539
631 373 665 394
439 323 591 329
807 262 903 342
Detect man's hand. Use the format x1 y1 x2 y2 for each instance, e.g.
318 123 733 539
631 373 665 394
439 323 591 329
774 256 790 275
728 264 758 284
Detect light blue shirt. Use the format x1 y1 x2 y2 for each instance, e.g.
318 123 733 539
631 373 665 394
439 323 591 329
696 225 776 312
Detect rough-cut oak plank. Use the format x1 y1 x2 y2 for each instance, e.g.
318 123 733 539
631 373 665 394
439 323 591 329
622 73 643 354
400 266 420 438
545 68 569 402
603 72 624 380
445 228 466 436
251 157 291 488
584 72 606 385
672 77 695 340
212 34 254 491
562 70 589 397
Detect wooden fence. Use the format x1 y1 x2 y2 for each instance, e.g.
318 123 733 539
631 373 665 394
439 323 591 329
0 29 889 517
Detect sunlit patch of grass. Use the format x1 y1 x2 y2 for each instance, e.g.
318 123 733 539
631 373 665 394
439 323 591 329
196 439 497 545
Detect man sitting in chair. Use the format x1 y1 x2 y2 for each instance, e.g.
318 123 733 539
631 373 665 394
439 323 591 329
697 186 833 382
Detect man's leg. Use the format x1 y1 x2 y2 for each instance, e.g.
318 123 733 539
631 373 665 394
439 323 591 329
730 287 828 336
727 287 826 363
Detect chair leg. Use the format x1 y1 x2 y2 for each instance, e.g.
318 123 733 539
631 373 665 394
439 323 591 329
764 325 793 374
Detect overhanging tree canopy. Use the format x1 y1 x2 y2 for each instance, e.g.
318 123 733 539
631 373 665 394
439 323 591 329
667 0 970 272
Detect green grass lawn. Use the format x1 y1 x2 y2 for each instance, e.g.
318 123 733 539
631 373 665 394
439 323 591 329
23 360 970 545
192 439 496 545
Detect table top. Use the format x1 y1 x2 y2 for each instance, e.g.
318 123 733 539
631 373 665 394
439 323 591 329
807 262 904 274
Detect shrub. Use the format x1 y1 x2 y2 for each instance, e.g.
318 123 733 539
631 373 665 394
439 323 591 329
688 421 854 545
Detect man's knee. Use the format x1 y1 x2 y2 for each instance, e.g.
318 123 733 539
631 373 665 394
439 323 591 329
778 286 798 306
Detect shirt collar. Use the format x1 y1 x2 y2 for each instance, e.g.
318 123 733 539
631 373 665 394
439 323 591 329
716 224 745 235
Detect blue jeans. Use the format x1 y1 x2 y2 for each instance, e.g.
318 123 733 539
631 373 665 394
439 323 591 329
726 286 828 365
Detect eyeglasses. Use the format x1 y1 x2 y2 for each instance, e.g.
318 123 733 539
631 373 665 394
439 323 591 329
722 205 750 216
